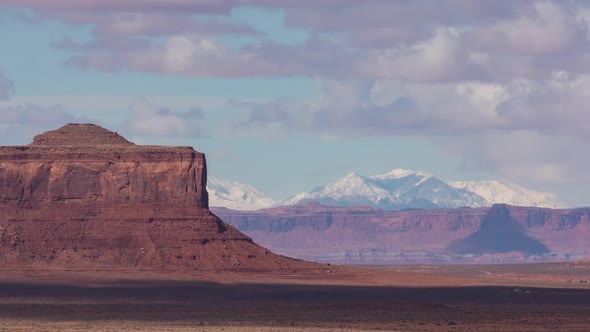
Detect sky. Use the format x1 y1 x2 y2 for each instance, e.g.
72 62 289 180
0 1 589 205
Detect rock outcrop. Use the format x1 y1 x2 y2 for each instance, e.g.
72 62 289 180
0 124 309 270
1 124 207 208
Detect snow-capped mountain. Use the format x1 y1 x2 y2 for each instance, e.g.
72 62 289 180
448 179 569 209
207 176 277 211
283 169 489 210
283 169 569 210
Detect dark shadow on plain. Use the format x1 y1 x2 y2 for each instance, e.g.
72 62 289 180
0 279 589 325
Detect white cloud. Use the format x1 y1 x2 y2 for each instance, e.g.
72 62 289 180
236 72 590 184
468 2 585 55
125 97 207 137
443 131 588 184
163 35 201 73
360 28 481 82
0 71 89 138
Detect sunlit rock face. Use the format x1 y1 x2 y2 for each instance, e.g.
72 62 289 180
0 124 309 270
1 123 208 208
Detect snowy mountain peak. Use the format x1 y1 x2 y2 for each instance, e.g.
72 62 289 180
207 169 570 211
283 168 486 210
374 168 432 180
283 168 568 210
448 179 569 209
340 171 363 181
207 176 277 211
312 172 388 199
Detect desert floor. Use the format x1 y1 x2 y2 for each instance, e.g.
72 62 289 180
0 262 589 331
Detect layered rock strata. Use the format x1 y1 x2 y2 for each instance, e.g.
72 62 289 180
213 203 590 264
0 124 306 270
1 124 207 208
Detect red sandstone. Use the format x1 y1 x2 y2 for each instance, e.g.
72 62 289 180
0 124 312 270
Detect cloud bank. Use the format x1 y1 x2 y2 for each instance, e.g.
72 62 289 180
3 0 590 186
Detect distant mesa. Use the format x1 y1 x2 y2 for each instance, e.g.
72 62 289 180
214 202 590 265
0 123 310 270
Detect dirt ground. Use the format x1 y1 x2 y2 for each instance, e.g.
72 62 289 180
1 262 589 331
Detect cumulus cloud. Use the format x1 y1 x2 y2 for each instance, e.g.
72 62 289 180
280 1 528 29
31 1 587 83
0 102 90 145
359 28 485 82
124 97 207 137
0 70 93 144
443 132 589 184
45 11 260 37
14 0 262 76
98 15 259 36
467 2 587 55
5 0 590 187
8 0 587 82
236 79 499 135
0 0 234 13
55 30 487 81
0 104 75 127
236 72 590 184
59 34 303 76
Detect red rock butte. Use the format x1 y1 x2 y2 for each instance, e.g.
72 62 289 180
0 123 308 270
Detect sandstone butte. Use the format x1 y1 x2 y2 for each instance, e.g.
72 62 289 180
0 123 310 270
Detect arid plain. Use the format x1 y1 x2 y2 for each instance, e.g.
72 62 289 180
0 261 590 331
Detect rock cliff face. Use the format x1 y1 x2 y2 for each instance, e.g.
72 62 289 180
0 124 308 270
1 124 207 208
213 203 590 264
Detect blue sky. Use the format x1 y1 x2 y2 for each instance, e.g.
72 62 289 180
1 1 589 205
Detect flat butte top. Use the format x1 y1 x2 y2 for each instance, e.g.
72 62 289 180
31 123 134 146
0 123 199 158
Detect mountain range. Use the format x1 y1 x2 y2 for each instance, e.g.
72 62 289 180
207 169 570 210
207 176 278 211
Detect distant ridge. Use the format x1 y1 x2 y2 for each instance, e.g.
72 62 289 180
214 203 590 264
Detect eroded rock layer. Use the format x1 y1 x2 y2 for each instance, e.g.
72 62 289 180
214 203 590 264
1 124 207 208
0 124 307 270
